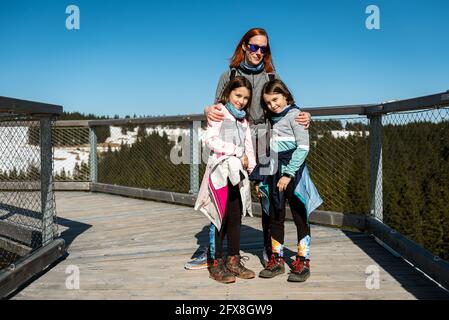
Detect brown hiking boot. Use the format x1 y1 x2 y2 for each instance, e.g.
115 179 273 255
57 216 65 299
259 254 285 278
208 259 236 284
288 256 310 282
226 255 255 279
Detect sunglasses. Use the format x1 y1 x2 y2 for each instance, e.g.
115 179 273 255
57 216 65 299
247 43 268 54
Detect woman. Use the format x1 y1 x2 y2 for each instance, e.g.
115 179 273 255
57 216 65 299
185 27 312 270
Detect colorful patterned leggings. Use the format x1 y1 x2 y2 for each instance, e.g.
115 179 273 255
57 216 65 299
270 180 311 259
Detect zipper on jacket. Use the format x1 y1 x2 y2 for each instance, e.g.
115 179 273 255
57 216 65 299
235 120 243 147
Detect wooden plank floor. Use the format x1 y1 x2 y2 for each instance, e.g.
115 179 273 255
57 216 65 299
11 192 449 300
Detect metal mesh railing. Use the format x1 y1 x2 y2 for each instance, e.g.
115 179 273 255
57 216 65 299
308 116 370 214
381 106 449 260
86 117 370 215
57 105 448 222
50 91 448 265
97 123 193 193
0 115 57 270
53 126 90 181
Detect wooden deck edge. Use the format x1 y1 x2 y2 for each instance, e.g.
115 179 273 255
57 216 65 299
0 237 31 257
55 182 90 191
90 183 197 206
0 220 42 247
251 203 366 231
0 238 66 299
90 183 367 231
367 217 449 290
307 210 366 231
0 182 90 191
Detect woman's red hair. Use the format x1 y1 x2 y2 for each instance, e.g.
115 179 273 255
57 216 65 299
229 28 275 73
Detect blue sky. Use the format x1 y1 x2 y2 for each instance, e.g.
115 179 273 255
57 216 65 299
1 0 448 117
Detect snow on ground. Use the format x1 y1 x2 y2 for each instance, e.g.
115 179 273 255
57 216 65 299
330 130 369 138
53 147 90 176
1 125 365 178
0 126 40 174
105 126 207 146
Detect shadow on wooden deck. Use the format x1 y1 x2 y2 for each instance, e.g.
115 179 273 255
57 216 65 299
341 230 449 299
6 192 449 300
3 215 91 299
190 223 449 299
57 216 92 249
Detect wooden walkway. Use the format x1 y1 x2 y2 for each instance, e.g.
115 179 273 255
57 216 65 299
11 192 449 300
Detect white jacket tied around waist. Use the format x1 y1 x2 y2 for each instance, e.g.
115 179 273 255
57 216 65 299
195 155 253 231
194 105 256 231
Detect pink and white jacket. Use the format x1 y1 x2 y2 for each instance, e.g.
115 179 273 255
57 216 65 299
194 104 256 231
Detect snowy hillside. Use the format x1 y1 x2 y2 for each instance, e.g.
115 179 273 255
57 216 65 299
1 125 365 179
0 125 206 179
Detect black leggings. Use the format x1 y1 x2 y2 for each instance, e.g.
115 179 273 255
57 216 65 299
262 208 271 253
212 181 242 259
270 179 310 249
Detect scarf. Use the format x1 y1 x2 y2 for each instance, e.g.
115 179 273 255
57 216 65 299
239 60 265 74
225 102 246 120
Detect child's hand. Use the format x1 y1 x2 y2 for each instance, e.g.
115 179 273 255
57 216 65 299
255 184 263 198
277 176 291 192
295 112 311 129
242 154 249 170
205 104 225 122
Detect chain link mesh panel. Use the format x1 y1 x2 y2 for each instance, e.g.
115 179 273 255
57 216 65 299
53 104 448 263
85 107 449 261
198 118 370 212
97 123 193 193
307 116 370 214
382 106 449 260
53 126 90 181
369 115 383 221
0 115 57 270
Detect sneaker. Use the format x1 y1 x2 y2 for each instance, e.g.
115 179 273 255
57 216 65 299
184 247 208 270
226 255 255 279
288 256 310 282
208 258 236 284
259 254 285 278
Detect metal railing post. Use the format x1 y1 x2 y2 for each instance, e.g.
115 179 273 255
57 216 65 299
89 126 98 184
369 114 383 221
189 121 200 194
40 116 55 246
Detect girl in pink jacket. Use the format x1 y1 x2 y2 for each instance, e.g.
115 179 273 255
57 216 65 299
195 76 257 283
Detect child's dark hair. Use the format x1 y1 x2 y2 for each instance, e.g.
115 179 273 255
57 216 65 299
218 76 252 118
260 79 295 112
